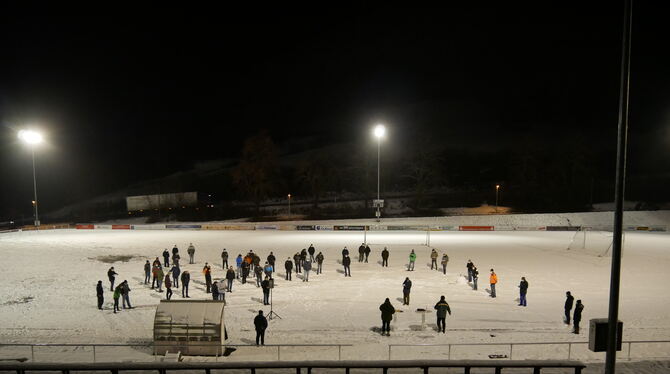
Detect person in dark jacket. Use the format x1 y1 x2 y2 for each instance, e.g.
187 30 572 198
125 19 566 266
358 243 365 262
267 252 276 272
284 258 293 280
564 291 574 324
162 249 170 268
171 266 180 288
472 266 479 290
379 298 395 336
518 277 528 306
241 261 250 284
342 246 349 260
302 259 312 282
293 252 301 274
221 249 229 269
181 271 190 298
261 276 271 305
315 252 324 274
253 253 261 272
254 263 263 287
96 280 104 310
226 266 236 292
381 247 389 267
152 257 162 269
172 252 180 267
203 263 212 293
107 267 118 291
434 296 452 333
211 281 219 301
308 244 315 262
144 260 151 284
364 244 371 263
466 260 474 282
573 300 584 334
402 277 412 305
343 254 351 277
254 310 268 345
164 275 172 300
172 245 179 257
121 280 132 308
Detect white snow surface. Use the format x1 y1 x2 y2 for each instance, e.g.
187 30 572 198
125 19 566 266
1 212 670 369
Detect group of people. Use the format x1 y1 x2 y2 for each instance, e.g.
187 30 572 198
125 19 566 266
101 268 132 313
146 244 194 299
564 291 585 334
379 295 452 336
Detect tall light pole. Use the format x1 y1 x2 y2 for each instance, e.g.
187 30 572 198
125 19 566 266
495 184 500 213
18 130 43 226
287 193 292 220
373 124 386 222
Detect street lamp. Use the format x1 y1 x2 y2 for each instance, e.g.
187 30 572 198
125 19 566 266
495 184 500 213
18 130 43 226
373 124 386 221
287 194 292 220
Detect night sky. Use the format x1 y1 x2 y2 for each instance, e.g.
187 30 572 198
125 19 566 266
1 3 669 220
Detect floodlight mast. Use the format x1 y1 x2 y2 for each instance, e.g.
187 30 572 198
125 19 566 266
18 130 43 226
373 124 386 222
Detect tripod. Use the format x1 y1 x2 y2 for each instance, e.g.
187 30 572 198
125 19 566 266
267 280 281 320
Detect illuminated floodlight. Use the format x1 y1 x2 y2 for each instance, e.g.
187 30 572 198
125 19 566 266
18 130 43 145
374 124 386 138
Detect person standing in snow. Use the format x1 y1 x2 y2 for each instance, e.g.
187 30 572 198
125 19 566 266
241 261 250 284
107 267 118 291
293 252 301 274
144 260 151 284
434 296 452 334
151 263 161 289
573 300 584 334
152 256 162 269
408 250 416 271
379 298 396 336
302 259 312 282
203 263 212 293
285 257 293 280
364 244 371 263
358 243 365 262
121 280 132 309
489 269 498 298
211 281 219 301
267 252 276 272
172 252 180 267
181 270 190 298
381 247 389 267
430 249 439 270
236 254 243 279
564 291 574 325
441 253 449 275
226 266 235 292
342 246 349 261
466 260 474 282
96 280 104 310
156 267 164 292
402 277 412 305
187 243 196 264
113 286 121 313
171 265 180 288
343 254 351 277
162 248 170 268
316 252 324 274
472 266 479 290
172 245 179 257
261 276 271 305
254 310 268 346
264 262 273 279
308 244 315 262
164 274 173 300
299 249 307 269
253 253 261 273
254 262 263 287
518 277 528 306
220 248 228 269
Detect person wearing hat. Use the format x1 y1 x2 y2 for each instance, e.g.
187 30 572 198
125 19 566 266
434 296 452 333
379 298 396 336
254 310 268 346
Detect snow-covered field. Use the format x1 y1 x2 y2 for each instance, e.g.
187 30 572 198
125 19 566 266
1 214 670 370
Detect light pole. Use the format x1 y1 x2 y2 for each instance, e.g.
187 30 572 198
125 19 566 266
18 130 43 226
287 194 291 220
373 124 386 222
495 184 500 213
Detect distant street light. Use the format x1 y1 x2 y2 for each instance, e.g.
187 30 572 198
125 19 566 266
18 130 43 226
373 124 386 222
495 184 500 213
288 194 292 220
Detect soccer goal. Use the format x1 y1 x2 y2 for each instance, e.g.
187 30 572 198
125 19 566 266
566 227 618 257
363 227 434 247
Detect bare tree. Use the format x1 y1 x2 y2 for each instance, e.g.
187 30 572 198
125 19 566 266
231 131 279 214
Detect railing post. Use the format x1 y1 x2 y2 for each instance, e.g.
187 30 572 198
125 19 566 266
568 343 572 360
278 346 281 361
627 342 632 360
31 345 35 362
93 345 96 363
448 344 451 360
509 344 513 360
338 345 341 360
388 345 391 360
423 367 429 374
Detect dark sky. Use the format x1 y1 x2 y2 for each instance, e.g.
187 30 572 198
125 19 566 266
1 3 669 219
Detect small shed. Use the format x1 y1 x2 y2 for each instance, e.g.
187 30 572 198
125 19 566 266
153 300 225 356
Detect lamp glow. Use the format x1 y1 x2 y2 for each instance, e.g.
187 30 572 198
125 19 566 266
374 124 386 138
18 130 43 145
